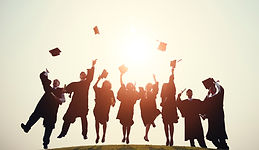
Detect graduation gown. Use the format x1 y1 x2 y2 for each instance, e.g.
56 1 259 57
93 86 115 124
177 99 205 141
160 82 179 124
140 83 161 126
33 72 62 128
63 67 94 123
203 85 228 141
116 85 140 126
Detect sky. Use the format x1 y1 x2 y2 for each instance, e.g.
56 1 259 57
0 0 259 149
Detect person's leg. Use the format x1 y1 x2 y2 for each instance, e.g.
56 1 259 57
144 124 151 141
95 120 100 143
197 138 207 148
219 138 229 149
81 116 88 139
57 121 71 138
21 112 40 133
126 126 131 144
169 123 174 146
43 127 53 149
163 123 169 146
122 125 126 142
190 139 195 147
101 122 107 143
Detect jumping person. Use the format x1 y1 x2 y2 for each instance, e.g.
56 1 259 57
21 71 65 149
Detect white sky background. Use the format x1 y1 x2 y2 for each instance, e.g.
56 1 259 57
0 0 258 149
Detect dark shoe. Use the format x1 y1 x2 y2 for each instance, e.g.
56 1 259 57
152 123 156 128
144 136 149 142
21 123 29 133
170 140 174 146
43 144 48 149
95 136 99 144
122 137 126 143
83 135 88 140
57 134 65 139
101 136 105 143
126 138 129 144
166 139 169 146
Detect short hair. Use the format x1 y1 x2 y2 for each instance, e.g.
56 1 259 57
186 89 192 93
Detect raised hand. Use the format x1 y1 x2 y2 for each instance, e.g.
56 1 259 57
92 59 97 67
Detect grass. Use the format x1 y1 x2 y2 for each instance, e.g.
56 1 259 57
51 144 216 150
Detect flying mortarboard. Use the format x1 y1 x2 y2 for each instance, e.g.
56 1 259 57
93 26 100 34
100 69 108 79
119 65 128 74
202 78 215 89
49 48 61 56
158 42 167 51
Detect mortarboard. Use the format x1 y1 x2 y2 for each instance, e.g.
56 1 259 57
49 48 61 56
158 42 167 51
202 78 215 89
100 69 108 79
93 26 100 34
119 65 128 74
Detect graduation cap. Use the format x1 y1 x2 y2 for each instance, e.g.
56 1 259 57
202 78 215 89
158 42 167 51
119 65 128 74
93 26 100 34
100 69 108 79
49 48 61 56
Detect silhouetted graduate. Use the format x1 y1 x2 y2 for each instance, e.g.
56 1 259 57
202 78 229 149
139 74 161 142
160 65 179 146
57 59 96 139
21 71 65 149
116 65 140 144
93 70 115 143
177 89 207 148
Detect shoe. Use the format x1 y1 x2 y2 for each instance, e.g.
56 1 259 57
101 136 105 143
144 136 149 142
152 123 156 128
21 123 29 133
170 140 174 146
57 134 64 139
43 144 48 149
166 139 169 146
122 137 126 143
126 138 129 144
83 135 88 140
95 136 99 144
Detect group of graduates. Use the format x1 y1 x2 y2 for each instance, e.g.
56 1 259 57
21 59 229 149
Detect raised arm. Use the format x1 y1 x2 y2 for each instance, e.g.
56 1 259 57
120 73 124 86
86 59 97 83
94 76 101 91
40 71 52 93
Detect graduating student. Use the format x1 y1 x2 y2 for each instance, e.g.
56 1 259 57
177 89 207 148
116 65 140 144
93 70 115 143
57 59 96 139
202 78 229 149
160 63 179 146
139 74 161 142
21 71 65 149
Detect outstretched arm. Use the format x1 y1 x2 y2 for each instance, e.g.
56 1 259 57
86 59 97 83
120 73 124 86
94 76 101 91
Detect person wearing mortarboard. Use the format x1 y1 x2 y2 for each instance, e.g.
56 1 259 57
57 59 97 140
116 65 141 144
160 64 179 146
176 89 207 148
201 78 229 149
21 71 65 149
139 74 161 142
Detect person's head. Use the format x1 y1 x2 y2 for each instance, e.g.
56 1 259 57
209 83 216 94
186 89 193 98
126 82 135 91
145 83 152 92
53 79 60 88
102 80 112 90
80 72 87 80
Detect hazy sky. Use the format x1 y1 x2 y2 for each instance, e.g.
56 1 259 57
1 0 258 150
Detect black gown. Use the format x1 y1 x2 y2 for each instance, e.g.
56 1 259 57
116 85 140 126
63 67 94 123
177 99 205 141
93 86 115 124
139 82 161 126
203 85 228 141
